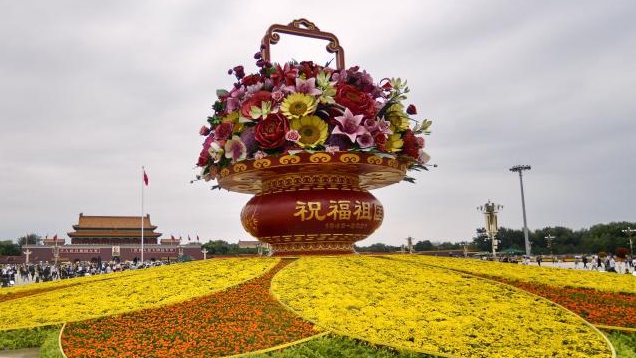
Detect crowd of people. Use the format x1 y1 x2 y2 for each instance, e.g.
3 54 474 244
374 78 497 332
1 260 172 287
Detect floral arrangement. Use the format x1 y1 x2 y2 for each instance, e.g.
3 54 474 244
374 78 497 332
196 52 432 184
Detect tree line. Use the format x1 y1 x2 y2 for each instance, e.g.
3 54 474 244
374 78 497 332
356 221 636 255
2 222 635 256
470 221 636 256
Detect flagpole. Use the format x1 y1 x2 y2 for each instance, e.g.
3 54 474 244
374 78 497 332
141 165 145 264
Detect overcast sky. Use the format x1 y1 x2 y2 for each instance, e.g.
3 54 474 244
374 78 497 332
1 1 635 248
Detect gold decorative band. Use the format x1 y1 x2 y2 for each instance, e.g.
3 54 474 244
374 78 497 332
270 241 355 253
262 172 360 193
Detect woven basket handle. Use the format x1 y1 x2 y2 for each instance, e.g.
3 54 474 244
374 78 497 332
261 19 345 70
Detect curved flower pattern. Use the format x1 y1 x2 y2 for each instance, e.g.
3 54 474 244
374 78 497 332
196 58 433 183
61 259 317 358
395 255 636 329
271 256 613 358
0 258 277 330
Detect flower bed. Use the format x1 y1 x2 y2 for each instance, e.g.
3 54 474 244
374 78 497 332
61 259 317 358
390 255 636 329
0 258 277 330
271 256 613 358
498 279 636 329
397 255 636 294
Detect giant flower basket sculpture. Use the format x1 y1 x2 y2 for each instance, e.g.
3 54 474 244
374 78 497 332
196 19 432 255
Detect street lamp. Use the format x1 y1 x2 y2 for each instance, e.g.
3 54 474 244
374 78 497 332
201 248 208 260
510 165 532 256
52 239 60 267
545 233 556 261
478 200 503 259
622 227 636 255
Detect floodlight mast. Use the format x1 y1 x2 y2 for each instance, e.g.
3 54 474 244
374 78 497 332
510 165 531 256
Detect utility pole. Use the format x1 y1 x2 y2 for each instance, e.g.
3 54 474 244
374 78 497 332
510 165 532 256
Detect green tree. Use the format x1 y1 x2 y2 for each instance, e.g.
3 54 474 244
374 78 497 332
414 240 434 251
355 243 400 253
17 233 42 246
0 240 21 256
472 228 490 251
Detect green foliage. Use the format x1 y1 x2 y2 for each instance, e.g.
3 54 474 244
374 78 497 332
0 326 60 350
17 233 42 246
470 222 636 255
355 243 400 253
414 240 434 251
0 240 21 256
254 335 434 358
605 331 636 358
201 240 260 255
39 328 64 358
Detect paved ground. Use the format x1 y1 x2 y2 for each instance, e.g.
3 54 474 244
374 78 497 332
0 348 39 358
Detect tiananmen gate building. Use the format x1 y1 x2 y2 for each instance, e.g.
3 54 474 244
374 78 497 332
22 213 204 263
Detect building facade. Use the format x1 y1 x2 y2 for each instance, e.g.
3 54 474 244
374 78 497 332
22 214 204 263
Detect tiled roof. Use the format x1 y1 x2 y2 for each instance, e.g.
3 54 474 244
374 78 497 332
68 230 162 238
73 214 157 229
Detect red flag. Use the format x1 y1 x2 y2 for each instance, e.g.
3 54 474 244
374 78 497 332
188 235 191 241
143 169 149 186
53 234 58 242
196 235 200 242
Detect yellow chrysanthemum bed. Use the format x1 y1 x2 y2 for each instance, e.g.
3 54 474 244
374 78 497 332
271 256 614 358
0 258 277 330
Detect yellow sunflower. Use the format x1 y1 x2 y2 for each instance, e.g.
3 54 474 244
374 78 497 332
385 133 404 153
281 93 317 119
290 115 328 148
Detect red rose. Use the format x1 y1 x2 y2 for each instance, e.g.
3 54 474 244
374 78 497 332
373 132 387 152
254 113 289 149
240 91 271 119
402 129 422 159
334 84 376 119
406 104 417 115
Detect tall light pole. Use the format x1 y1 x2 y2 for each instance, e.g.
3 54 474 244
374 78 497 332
478 200 503 259
510 165 532 256
622 227 636 256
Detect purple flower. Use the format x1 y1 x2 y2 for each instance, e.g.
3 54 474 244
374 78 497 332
364 118 378 133
332 108 367 142
325 133 353 151
240 127 259 155
356 131 374 148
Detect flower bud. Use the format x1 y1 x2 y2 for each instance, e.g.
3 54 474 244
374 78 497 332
406 104 417 115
